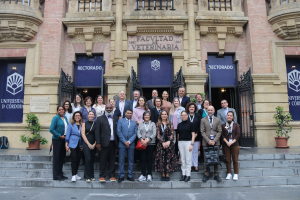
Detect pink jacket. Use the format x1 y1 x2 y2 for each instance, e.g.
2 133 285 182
132 107 149 123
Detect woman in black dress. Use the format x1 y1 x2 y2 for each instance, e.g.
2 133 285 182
155 110 178 181
81 111 96 183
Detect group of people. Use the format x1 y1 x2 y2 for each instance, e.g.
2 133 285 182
49 87 241 183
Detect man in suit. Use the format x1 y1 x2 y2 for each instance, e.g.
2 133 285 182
177 86 190 109
114 90 132 119
195 93 203 110
117 109 137 183
217 99 237 124
201 105 222 182
131 90 140 111
95 104 119 182
147 89 158 109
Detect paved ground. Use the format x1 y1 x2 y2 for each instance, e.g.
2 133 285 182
0 185 299 200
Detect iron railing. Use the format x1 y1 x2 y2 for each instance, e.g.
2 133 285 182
208 0 232 11
58 69 73 106
172 66 183 99
130 67 140 100
135 0 175 11
280 0 296 4
2 0 31 6
78 0 103 12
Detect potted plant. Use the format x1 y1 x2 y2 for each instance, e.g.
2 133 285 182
20 113 48 150
273 106 292 148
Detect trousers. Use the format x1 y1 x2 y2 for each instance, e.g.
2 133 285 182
52 138 66 179
223 145 240 174
178 141 192 176
191 141 200 167
99 141 117 178
140 145 156 176
70 143 81 176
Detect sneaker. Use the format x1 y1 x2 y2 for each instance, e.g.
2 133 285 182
233 174 238 181
100 177 106 182
86 179 91 183
147 175 152 182
71 175 76 182
226 173 232 180
91 178 95 181
75 174 81 180
138 175 146 182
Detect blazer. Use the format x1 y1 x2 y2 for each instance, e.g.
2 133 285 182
147 99 155 110
187 112 202 141
221 123 241 146
150 107 160 124
115 100 132 118
177 95 190 110
65 123 82 148
49 115 68 139
117 118 137 148
200 116 222 147
217 107 237 125
80 106 97 122
95 115 119 147
137 121 156 145
130 99 138 110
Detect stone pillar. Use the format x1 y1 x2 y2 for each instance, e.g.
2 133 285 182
112 0 124 69
187 0 199 68
172 52 184 75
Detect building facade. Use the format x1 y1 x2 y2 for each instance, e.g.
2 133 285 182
0 0 299 148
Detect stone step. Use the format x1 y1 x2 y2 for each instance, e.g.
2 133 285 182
0 167 299 179
0 176 299 189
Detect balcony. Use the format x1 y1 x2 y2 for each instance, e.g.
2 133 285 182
0 0 44 42
268 0 300 40
62 0 115 55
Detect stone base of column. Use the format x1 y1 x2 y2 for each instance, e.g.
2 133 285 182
112 58 124 70
183 72 208 98
104 71 130 99
187 57 200 68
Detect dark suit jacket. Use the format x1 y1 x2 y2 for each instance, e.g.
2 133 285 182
150 107 160 124
177 95 190 110
115 100 131 118
95 115 119 147
147 99 155 110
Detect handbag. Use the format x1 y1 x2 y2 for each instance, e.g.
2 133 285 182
85 122 94 136
135 139 146 150
204 146 220 166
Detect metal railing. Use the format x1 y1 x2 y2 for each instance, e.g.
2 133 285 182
280 0 296 4
2 0 31 6
135 0 175 11
78 0 103 12
208 0 232 11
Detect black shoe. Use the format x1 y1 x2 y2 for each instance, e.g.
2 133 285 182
118 177 124 183
61 175 68 180
214 175 222 182
202 175 209 182
199 158 204 164
194 168 199 172
165 177 170 181
53 176 64 181
127 177 134 182
180 175 186 181
184 176 190 182
191 167 195 172
161 176 166 181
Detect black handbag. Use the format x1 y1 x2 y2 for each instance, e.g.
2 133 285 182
204 146 220 166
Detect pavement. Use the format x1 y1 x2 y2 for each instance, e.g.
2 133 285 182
0 185 299 200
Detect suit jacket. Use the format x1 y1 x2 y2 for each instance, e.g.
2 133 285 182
65 123 82 148
147 99 155 110
200 116 222 147
95 115 119 147
217 107 237 125
130 99 138 110
221 123 240 146
177 95 190 110
49 115 69 139
117 118 137 148
150 107 160 124
115 100 131 118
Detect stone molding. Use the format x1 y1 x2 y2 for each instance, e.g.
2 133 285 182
0 3 43 42
172 51 184 59
127 51 139 59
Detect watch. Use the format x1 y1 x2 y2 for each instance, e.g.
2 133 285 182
191 143 194 146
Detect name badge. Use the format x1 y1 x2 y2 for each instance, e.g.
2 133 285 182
229 139 233 143
210 135 214 140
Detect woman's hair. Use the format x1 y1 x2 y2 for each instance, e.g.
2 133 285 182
181 110 188 116
73 94 84 108
169 97 180 115
71 111 83 125
142 111 151 121
152 97 163 107
157 110 171 128
202 99 212 109
88 110 95 116
94 95 105 107
186 102 198 113
227 111 235 122
63 100 73 113
162 90 169 100
57 105 65 112
135 96 149 110
84 96 93 105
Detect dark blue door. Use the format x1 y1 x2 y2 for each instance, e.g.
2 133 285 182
139 55 173 87
0 61 25 123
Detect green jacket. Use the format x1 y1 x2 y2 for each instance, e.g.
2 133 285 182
49 115 68 139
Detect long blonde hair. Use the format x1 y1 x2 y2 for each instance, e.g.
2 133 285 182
169 97 180 115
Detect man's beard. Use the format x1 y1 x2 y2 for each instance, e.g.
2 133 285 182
105 111 113 116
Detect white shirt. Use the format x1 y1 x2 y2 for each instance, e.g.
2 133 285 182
106 115 114 140
132 100 138 110
179 96 183 104
119 100 125 117
224 107 228 117
62 117 68 135
71 103 81 113
93 104 106 117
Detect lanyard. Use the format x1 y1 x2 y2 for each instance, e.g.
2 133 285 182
161 124 165 133
188 114 195 122
144 121 150 136
203 109 208 116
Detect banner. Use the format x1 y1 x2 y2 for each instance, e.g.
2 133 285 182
0 61 25 123
286 58 300 120
139 55 173 87
206 55 237 87
75 56 105 87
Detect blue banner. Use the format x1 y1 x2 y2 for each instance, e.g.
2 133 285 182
75 56 104 87
0 61 25 123
206 55 236 87
139 55 173 87
286 58 300 120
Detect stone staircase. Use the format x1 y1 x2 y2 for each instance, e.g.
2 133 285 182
0 149 299 189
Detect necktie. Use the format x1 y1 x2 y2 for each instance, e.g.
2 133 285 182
127 120 130 128
210 117 212 123
108 115 113 119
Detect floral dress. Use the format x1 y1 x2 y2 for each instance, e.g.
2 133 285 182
155 123 178 173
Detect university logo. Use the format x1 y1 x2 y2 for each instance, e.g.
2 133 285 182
151 60 160 71
288 69 300 92
6 72 23 95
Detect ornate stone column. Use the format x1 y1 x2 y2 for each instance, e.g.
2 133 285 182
187 0 199 68
112 0 124 69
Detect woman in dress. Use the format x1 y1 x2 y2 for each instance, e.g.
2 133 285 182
63 100 73 123
71 94 84 113
81 111 96 183
161 91 172 113
155 110 178 181
65 111 83 182
80 96 97 123
93 95 106 117
150 97 163 124
49 106 68 181
132 96 149 125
